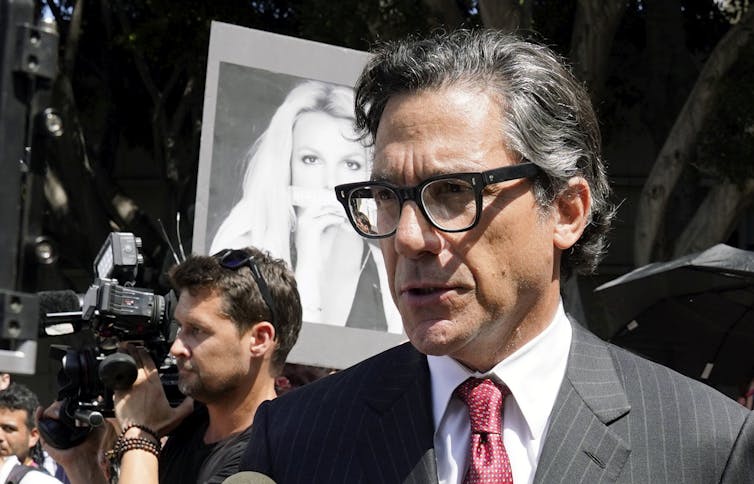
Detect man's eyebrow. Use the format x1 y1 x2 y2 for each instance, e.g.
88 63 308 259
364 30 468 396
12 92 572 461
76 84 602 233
369 170 396 183
370 175 389 183
182 316 211 329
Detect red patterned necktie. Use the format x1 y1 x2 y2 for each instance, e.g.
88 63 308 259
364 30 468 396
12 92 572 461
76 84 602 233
454 377 513 484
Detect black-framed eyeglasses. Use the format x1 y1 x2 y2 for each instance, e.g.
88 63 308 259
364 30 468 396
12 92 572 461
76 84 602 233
334 162 541 238
212 249 277 327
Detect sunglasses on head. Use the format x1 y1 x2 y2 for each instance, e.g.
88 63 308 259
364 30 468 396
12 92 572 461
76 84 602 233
212 249 277 327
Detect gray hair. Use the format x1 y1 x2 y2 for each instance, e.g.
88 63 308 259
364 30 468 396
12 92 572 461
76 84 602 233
354 29 614 277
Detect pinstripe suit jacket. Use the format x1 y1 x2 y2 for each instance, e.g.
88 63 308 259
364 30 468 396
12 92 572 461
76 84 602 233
241 323 754 483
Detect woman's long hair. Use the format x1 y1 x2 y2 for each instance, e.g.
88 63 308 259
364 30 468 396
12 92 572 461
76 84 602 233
210 80 362 264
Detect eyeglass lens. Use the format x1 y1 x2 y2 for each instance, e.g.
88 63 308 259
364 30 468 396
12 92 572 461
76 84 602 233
348 178 478 236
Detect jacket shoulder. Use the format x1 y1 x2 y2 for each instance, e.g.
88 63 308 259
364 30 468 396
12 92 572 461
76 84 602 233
606 336 745 414
271 341 423 410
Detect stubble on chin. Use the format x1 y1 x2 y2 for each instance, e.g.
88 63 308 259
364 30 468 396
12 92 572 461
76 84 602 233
177 377 197 398
177 363 200 398
179 371 246 404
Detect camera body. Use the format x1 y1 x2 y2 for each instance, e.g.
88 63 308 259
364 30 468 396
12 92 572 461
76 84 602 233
39 232 180 449
82 277 167 341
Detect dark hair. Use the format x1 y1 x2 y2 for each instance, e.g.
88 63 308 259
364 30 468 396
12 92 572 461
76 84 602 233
169 247 302 370
0 383 39 430
355 29 614 277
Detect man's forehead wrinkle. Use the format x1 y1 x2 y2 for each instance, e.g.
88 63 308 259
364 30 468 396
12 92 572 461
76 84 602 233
373 140 494 185
371 151 416 183
373 134 419 182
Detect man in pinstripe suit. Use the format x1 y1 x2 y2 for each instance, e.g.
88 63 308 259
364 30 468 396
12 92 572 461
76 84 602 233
240 30 754 483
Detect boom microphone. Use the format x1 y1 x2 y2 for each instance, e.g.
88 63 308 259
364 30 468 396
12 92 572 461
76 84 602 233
38 290 81 315
221 472 276 484
37 290 82 335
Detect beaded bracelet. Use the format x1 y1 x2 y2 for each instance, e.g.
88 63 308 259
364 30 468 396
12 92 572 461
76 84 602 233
120 422 159 441
107 421 162 465
107 436 161 463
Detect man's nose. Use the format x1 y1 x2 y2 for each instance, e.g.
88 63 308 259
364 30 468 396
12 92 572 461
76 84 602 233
169 335 189 357
392 202 442 257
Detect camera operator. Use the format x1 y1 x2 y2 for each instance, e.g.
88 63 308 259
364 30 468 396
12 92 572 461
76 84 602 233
43 246 303 484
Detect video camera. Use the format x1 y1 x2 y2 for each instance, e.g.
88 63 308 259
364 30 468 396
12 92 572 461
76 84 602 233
39 232 180 449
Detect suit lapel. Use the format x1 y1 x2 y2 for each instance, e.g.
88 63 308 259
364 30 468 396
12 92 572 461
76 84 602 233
534 323 632 483
358 343 438 484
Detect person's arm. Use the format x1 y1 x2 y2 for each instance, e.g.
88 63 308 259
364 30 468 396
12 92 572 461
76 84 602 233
293 203 364 325
292 205 329 323
112 345 194 484
113 345 193 435
38 402 109 484
115 425 160 484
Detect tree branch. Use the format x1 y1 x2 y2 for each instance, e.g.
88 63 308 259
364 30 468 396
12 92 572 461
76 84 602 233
673 178 754 257
633 8 754 266
62 0 84 76
45 0 65 28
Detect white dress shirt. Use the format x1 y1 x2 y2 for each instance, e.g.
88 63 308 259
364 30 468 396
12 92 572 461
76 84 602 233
430 301 572 484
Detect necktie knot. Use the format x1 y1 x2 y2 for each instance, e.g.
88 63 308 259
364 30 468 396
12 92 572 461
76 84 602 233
454 378 506 435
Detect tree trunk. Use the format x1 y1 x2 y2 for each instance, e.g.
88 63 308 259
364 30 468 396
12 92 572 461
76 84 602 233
569 0 627 102
633 8 754 266
643 0 693 146
478 0 531 32
672 179 754 257
62 0 85 74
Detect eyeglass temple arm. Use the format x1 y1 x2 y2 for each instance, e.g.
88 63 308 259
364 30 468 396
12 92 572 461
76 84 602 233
484 162 540 184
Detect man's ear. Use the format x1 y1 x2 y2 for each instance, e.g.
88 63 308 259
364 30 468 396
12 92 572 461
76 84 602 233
248 321 276 358
29 425 40 448
553 177 590 250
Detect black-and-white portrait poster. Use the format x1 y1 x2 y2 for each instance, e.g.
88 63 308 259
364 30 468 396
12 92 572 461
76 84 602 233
193 22 406 369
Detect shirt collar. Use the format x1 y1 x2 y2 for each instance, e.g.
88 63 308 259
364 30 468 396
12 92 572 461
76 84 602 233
428 301 572 440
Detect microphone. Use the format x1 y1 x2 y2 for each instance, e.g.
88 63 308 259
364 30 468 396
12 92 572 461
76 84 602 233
221 471 276 484
38 290 81 315
37 290 82 336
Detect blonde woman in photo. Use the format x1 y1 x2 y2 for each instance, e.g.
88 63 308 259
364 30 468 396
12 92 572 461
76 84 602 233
211 80 400 332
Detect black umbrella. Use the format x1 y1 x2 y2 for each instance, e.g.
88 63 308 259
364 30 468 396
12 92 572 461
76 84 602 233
594 243 754 387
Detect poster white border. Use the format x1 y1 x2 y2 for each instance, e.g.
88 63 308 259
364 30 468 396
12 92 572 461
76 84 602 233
193 22 406 369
